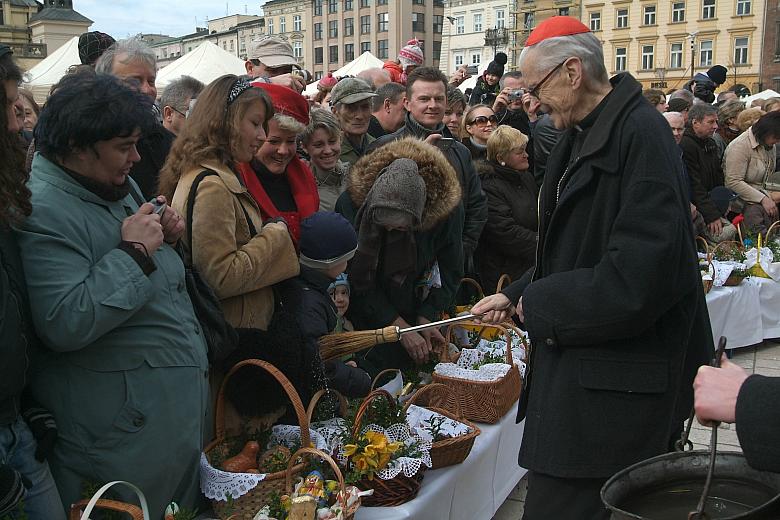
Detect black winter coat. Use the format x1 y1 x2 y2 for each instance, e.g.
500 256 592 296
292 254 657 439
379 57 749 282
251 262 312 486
679 128 724 224
130 124 175 199
469 76 501 106
474 161 538 294
501 73 713 478
531 114 562 187
736 375 780 472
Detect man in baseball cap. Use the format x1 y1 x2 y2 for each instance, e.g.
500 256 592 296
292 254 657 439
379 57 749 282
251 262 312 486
329 77 377 166
245 36 305 93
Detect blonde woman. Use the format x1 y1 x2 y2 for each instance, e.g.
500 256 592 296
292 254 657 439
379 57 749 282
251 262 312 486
461 103 496 161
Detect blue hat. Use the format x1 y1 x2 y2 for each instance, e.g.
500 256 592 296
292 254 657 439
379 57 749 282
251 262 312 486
299 211 358 269
327 273 350 294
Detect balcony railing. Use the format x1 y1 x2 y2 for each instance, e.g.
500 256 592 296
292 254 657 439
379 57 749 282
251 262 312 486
4 42 47 58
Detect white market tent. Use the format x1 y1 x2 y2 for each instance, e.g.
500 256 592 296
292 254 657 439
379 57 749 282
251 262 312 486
156 41 246 93
303 51 384 97
24 36 81 104
742 89 780 106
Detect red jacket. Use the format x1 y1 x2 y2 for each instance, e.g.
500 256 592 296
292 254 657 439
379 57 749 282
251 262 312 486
383 61 405 84
238 156 319 242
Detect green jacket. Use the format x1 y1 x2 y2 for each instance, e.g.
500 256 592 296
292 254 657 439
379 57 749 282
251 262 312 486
339 133 375 168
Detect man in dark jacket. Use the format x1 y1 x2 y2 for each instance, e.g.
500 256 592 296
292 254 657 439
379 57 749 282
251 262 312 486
472 17 712 519
369 67 487 275
679 103 736 242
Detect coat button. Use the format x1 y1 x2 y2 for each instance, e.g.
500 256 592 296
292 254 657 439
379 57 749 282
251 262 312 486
545 338 555 346
133 417 145 427
194 324 201 335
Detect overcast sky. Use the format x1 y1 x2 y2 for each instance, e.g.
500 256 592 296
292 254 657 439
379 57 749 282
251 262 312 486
76 1 269 39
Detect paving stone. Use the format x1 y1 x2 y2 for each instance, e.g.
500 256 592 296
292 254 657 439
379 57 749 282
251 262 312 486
491 497 525 520
508 476 528 501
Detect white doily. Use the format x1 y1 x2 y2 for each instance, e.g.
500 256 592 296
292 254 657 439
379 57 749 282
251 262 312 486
435 343 526 381
311 417 351 453
336 423 431 480
199 453 266 501
746 247 776 278
266 424 329 451
405 404 472 442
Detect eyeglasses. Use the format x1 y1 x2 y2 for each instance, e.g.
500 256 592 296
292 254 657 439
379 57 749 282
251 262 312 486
171 107 187 118
469 114 498 126
528 59 569 100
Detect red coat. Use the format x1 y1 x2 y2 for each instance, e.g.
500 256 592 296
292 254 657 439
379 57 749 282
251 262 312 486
238 156 320 242
383 61 405 84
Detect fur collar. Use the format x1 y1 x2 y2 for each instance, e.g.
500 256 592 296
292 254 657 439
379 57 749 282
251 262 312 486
345 137 462 231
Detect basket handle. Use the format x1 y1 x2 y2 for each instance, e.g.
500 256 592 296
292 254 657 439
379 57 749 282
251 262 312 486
70 481 149 520
495 274 512 294
766 221 779 244
711 240 745 261
402 383 461 417
351 389 396 439
444 322 514 366
306 388 348 424
371 368 401 392
284 447 347 512
695 236 711 261
214 359 311 448
459 277 485 300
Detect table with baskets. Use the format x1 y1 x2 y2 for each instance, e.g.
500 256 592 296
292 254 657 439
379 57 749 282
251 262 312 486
705 276 780 349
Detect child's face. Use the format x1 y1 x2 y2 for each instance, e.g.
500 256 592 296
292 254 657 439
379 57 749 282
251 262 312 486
330 286 350 316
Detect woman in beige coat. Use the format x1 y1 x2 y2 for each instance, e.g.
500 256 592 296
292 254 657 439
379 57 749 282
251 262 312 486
159 75 299 332
724 111 780 234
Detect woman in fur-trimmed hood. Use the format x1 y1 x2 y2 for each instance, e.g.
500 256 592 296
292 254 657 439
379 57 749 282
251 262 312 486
335 138 464 375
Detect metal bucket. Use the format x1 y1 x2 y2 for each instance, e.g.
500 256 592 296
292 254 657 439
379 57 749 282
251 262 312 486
601 450 780 519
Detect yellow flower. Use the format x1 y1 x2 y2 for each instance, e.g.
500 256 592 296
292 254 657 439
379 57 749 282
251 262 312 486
343 443 358 457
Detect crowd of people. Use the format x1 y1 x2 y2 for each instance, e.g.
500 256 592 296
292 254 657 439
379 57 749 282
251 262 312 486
1 14 780 520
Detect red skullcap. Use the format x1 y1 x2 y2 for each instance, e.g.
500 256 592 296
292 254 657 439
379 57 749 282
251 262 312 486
525 16 590 47
251 82 310 125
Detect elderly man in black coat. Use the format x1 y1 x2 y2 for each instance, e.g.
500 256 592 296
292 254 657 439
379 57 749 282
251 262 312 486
472 16 713 519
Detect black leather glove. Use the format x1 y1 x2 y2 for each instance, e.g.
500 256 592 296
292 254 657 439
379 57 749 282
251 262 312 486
0 464 30 516
21 394 58 463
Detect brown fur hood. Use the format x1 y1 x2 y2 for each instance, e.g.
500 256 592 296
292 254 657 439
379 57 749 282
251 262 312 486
345 137 462 231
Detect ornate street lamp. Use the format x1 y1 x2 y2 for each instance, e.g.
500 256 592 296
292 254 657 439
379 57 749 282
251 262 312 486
484 27 509 56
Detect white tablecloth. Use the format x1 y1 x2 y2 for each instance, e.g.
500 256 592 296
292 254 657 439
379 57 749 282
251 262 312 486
706 277 780 349
356 411 527 520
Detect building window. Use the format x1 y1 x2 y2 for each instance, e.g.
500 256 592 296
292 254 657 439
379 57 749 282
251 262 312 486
559 7 569 16
344 0 352 10
672 2 685 22
345 43 354 61
293 15 302 31
615 47 627 71
413 0 424 4
616 9 628 28
328 20 338 37
433 15 443 34
378 12 389 32
471 52 481 65
314 0 322 16
495 9 505 29
378 39 389 59
267 19 274 34
643 5 656 25
589 12 601 31
314 22 322 40
413 12 425 32
329 0 337 14
230 40 234 51
700 39 713 66
378 0 387 4
360 0 369 7
280 17 286 33
293 41 303 58
736 0 750 15
641 45 654 70
329 45 338 63
315 71 323 80
734 36 748 64
433 41 441 62
776 22 780 55
315 47 323 64
454 54 464 67
670 42 683 68
473 13 482 32
455 15 465 34
524 12 534 30
345 18 354 36
361 41 370 53
360 15 370 34
702 0 716 19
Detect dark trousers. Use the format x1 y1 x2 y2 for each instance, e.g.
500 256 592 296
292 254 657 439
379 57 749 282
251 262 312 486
522 471 610 520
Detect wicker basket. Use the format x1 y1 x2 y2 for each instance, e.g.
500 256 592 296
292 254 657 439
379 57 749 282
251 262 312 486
70 481 148 520
432 323 522 424
452 277 510 341
285 447 359 520
403 383 480 469
204 359 312 520
307 388 349 424
712 240 746 262
350 390 426 507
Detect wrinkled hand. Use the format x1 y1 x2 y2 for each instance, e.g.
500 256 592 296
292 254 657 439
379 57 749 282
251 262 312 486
424 133 442 146
690 203 698 219
417 316 446 362
516 297 525 323
707 219 723 237
449 65 471 86
694 356 749 426
151 196 185 245
522 93 540 120
401 331 430 364
761 195 778 221
122 203 163 256
493 88 510 112
270 73 304 93
471 293 513 324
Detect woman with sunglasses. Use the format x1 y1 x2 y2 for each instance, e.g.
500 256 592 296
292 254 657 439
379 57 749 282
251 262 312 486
461 104 497 161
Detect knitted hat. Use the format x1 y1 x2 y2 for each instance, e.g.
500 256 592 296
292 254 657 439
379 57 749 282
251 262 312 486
398 39 424 68
299 212 358 269
78 31 115 66
486 52 508 77
327 272 350 294
251 82 310 125
707 65 727 86
525 16 590 47
318 72 338 92
668 97 691 113
369 158 426 226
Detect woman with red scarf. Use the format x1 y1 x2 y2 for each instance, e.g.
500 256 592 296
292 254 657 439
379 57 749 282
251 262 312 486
239 83 319 241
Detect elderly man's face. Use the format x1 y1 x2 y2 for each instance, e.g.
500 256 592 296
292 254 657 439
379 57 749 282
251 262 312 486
113 53 157 101
521 51 576 130
334 99 372 138
664 114 685 144
692 114 718 139
501 76 526 111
